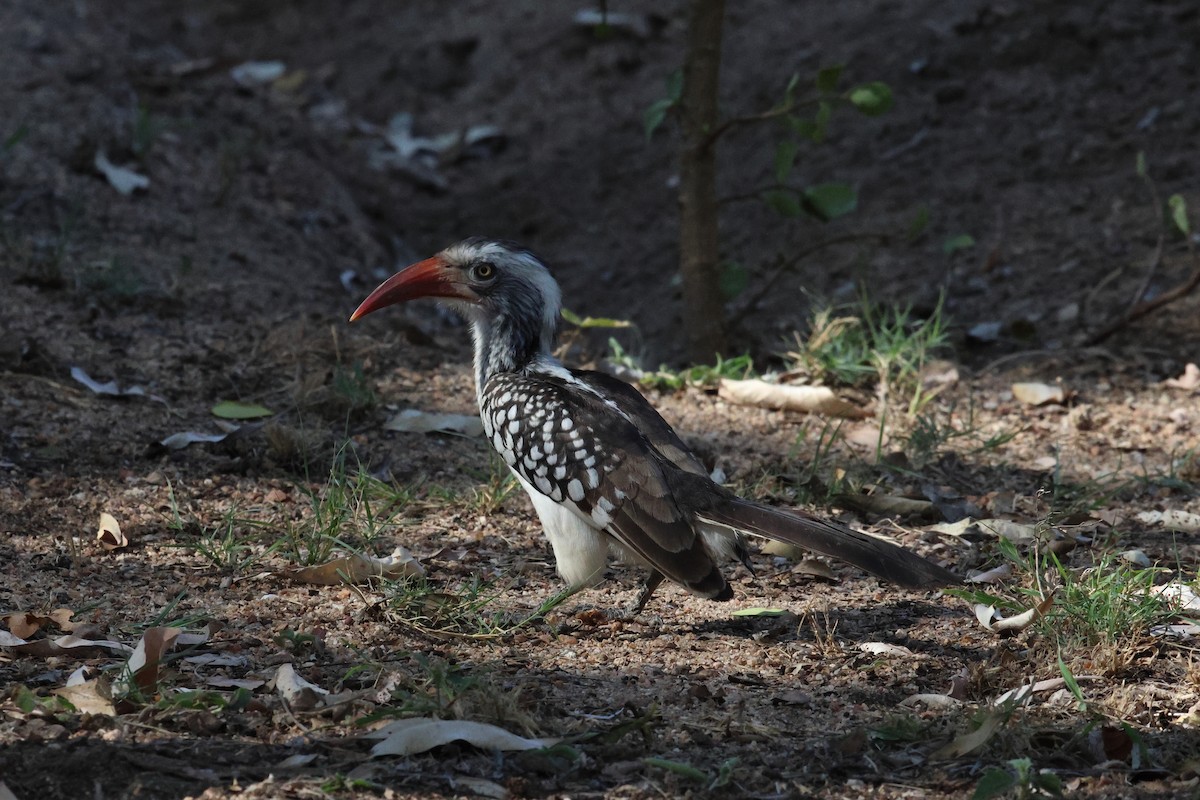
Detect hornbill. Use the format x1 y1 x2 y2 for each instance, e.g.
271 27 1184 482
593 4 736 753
351 238 959 610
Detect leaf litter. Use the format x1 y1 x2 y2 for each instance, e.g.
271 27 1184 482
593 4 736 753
6 2 1200 797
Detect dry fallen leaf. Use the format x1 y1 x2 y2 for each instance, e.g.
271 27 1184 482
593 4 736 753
205 676 265 690
367 717 556 757
71 366 165 403
384 408 484 436
900 693 961 709
94 149 150 195
759 543 837 580
930 517 1038 544
1136 509 1200 532
718 379 870 418
931 708 1006 759
285 546 425 585
113 627 182 697
0 633 133 658
97 512 127 551
160 430 232 450
1012 382 1066 406
1165 363 1200 391
992 675 1096 706
966 564 1012 584
230 60 286 87
54 678 116 716
452 775 510 800
859 642 919 658
273 663 329 711
1119 549 1151 568
974 592 1056 634
835 492 935 518
1151 581 1200 611
2 609 75 639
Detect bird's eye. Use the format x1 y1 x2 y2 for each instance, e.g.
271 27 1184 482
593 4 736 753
471 262 496 282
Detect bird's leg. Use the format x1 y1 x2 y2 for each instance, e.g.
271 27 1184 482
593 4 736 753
628 570 666 615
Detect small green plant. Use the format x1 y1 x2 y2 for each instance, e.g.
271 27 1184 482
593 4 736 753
784 292 949 412
973 757 1062 800
466 454 521 514
131 105 167 161
869 713 927 743
13 685 75 716
133 592 210 633
78 256 144 298
183 506 267 573
155 687 252 714
1 204 79 289
789 419 850 504
643 755 741 790
902 400 1019 467
320 775 380 794
1041 467 1138 522
607 338 754 391
281 455 414 565
965 539 1181 677
331 362 378 415
165 484 269 574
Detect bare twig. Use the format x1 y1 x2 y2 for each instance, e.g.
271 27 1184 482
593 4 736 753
701 97 819 152
1084 160 1198 345
1085 239 1198 345
727 232 888 328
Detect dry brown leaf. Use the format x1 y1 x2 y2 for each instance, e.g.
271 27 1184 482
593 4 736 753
114 627 181 696
928 517 1038 543
835 493 935 518
992 675 1096 706
285 546 425 585
272 663 329 711
367 717 556 757
858 642 919 658
1119 549 1151 568
1151 581 1200 611
975 592 1056 634
54 678 116 716
2 610 75 639
718 379 870 418
900 693 961 709
1 633 133 659
384 408 484 436
1012 382 1066 406
97 512 127 551
452 775 510 799
966 564 1012 584
1165 363 1200 391
931 709 1006 759
793 557 837 580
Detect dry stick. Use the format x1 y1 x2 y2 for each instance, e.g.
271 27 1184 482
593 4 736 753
726 232 888 329
700 97 819 152
1083 158 1197 345
1085 239 1199 345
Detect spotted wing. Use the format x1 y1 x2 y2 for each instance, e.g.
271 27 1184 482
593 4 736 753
568 369 709 477
481 370 730 600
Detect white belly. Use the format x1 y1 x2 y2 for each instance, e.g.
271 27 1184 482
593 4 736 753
514 472 612 590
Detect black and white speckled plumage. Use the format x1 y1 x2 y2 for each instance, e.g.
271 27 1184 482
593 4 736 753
351 238 960 608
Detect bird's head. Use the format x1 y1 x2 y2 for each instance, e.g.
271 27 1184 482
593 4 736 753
350 238 563 373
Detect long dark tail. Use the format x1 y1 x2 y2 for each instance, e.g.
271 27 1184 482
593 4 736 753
697 498 960 589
